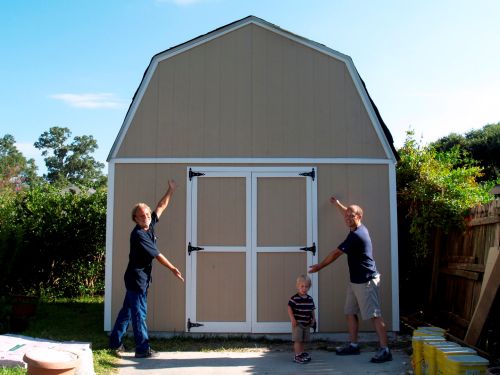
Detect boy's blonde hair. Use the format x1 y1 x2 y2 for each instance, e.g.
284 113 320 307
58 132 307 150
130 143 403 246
296 274 312 287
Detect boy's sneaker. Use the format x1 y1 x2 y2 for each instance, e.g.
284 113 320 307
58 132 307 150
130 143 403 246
370 347 392 363
135 348 159 358
293 354 307 364
299 352 312 362
335 343 360 355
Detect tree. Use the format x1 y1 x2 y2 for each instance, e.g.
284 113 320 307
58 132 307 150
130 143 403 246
398 131 493 259
396 131 494 312
0 134 38 191
432 122 500 181
34 127 106 188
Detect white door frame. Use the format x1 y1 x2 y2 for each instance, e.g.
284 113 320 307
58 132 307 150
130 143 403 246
186 166 318 333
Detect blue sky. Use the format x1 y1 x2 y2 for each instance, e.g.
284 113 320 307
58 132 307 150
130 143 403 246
1 0 499 175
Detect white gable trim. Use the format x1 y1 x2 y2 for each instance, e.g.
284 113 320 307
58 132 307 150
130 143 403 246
108 16 396 163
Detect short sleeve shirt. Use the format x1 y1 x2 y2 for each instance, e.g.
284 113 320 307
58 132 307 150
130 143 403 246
288 293 315 326
124 212 160 292
338 224 378 284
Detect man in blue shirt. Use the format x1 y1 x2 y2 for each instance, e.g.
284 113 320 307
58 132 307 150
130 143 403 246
109 180 184 358
309 196 392 363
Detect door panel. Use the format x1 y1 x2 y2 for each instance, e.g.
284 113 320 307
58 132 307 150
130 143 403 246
252 172 317 333
257 177 307 246
186 171 251 333
197 252 246 322
257 252 307 322
197 177 246 246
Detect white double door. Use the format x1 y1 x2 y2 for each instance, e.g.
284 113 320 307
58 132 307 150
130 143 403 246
186 167 317 333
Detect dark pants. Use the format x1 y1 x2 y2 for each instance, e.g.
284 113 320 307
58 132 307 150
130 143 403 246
109 290 149 354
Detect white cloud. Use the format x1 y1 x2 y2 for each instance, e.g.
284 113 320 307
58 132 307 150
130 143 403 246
50 93 126 109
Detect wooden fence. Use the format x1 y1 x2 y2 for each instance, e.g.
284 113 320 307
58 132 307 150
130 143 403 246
429 198 499 353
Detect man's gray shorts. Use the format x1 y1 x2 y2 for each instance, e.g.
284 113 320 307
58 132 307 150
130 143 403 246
344 274 382 320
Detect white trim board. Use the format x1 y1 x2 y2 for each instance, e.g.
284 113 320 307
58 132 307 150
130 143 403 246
103 161 116 331
110 158 394 165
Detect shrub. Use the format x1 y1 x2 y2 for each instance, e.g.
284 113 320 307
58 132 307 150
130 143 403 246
0 183 106 298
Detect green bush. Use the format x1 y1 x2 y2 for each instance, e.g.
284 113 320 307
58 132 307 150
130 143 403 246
397 132 494 260
396 131 495 312
0 183 106 298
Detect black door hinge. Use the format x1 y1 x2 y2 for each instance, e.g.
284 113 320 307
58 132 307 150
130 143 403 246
187 318 204 332
188 242 204 255
300 242 316 256
299 168 315 181
189 168 205 181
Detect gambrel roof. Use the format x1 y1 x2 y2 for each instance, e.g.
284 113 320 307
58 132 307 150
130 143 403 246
108 15 398 161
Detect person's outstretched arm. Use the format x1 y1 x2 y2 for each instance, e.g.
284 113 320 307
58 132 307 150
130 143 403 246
155 180 177 219
156 253 184 282
308 248 343 273
330 195 347 216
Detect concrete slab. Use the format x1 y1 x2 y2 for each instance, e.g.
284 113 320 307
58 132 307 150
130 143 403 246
117 349 412 374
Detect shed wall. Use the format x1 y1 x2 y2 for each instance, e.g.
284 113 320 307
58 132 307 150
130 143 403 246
110 163 393 332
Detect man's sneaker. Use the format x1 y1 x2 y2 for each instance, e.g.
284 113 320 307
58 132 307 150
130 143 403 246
336 343 360 355
135 348 159 358
370 347 392 363
299 352 312 362
110 344 126 356
293 354 307 364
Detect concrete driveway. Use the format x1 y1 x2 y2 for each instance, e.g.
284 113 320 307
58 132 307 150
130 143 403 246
116 348 412 374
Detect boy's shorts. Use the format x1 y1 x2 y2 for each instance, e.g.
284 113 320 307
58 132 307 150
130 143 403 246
344 274 382 320
292 324 311 342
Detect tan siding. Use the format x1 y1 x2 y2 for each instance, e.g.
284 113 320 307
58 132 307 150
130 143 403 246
111 164 187 331
197 253 246 321
115 23 388 159
118 72 159 156
257 252 306 322
219 27 253 156
316 164 392 331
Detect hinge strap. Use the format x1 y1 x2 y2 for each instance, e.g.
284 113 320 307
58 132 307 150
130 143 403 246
299 168 315 181
189 168 205 181
187 318 204 332
300 242 316 256
188 242 204 255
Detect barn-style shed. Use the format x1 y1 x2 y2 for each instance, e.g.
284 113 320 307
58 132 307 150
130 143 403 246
105 16 399 335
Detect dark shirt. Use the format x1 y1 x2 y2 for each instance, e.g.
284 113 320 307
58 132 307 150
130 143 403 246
338 224 378 284
124 212 160 292
288 293 315 326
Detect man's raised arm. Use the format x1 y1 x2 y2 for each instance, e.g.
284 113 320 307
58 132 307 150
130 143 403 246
155 180 176 219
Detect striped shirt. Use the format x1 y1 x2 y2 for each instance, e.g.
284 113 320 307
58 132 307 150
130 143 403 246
288 293 315 326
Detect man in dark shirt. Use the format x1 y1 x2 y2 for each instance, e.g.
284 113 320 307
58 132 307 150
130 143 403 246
309 196 392 363
109 180 184 358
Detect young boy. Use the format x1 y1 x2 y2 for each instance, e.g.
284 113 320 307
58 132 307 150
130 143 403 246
288 274 316 364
